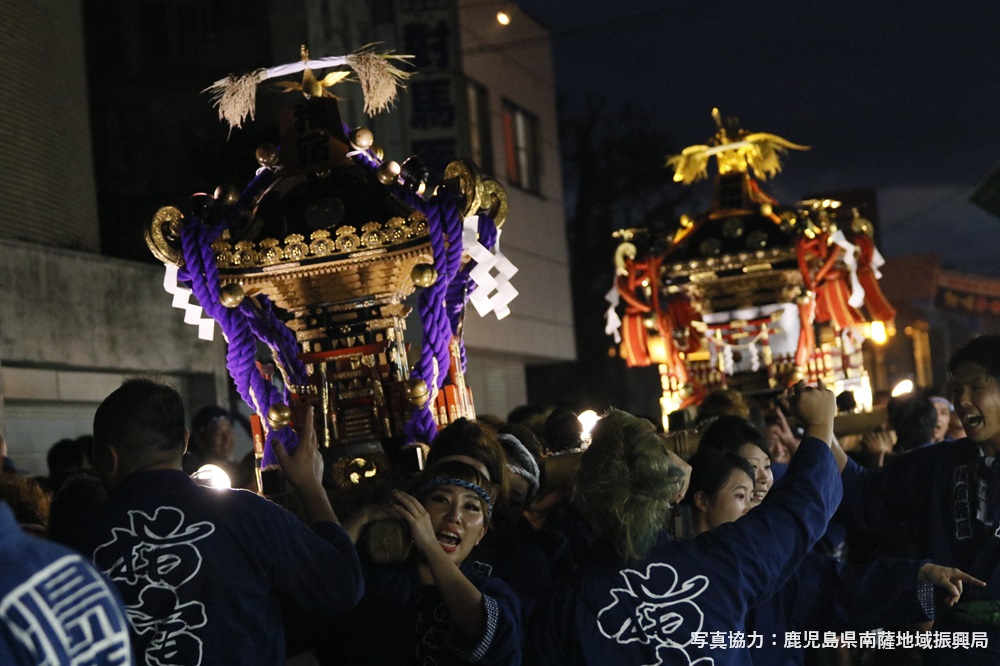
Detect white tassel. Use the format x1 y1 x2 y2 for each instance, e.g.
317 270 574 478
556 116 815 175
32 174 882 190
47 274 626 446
605 282 622 343
723 344 735 376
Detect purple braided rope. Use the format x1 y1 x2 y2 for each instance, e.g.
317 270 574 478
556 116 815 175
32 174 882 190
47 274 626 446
243 296 308 387
176 175 305 466
224 168 309 393
179 221 254 407
387 189 464 444
347 149 480 445
343 149 440 442
180 224 295 466
477 214 498 251
405 197 452 443
429 197 464 385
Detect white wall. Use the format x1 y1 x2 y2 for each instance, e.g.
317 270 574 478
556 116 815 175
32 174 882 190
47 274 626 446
458 2 577 363
463 349 528 420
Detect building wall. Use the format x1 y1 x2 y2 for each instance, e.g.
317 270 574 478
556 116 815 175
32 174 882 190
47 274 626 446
462 350 527 421
880 253 1000 391
0 241 227 374
0 239 231 474
0 1 232 471
457 3 577 371
363 1 577 417
0 0 100 251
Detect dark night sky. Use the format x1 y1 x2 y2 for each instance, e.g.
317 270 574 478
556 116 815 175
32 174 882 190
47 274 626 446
523 0 1000 274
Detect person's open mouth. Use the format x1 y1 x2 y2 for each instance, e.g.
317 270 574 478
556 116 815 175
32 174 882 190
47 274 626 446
960 411 983 431
437 530 461 553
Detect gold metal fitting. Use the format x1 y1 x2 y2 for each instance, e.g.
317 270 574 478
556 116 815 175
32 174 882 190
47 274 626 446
266 403 293 429
256 143 279 167
219 283 245 308
350 127 374 150
404 378 430 407
214 184 240 207
411 263 438 288
377 161 401 185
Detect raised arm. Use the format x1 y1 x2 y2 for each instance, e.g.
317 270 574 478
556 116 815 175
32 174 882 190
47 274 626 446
771 406 802 457
265 404 364 614
697 384 843 607
789 382 836 446
273 403 338 526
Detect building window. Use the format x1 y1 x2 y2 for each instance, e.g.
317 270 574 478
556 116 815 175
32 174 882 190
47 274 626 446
501 99 540 194
466 79 493 174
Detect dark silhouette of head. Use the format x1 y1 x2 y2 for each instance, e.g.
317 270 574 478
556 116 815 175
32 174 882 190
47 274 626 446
948 334 1000 382
541 407 583 454
887 393 938 451
695 389 750 425
426 418 509 504
93 378 187 484
698 415 770 459
46 436 94 493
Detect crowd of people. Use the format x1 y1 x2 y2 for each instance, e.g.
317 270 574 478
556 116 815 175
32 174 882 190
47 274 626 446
3 334 1000 665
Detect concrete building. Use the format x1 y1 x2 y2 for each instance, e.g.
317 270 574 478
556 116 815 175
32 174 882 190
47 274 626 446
450 1 577 417
0 0 574 474
0 1 230 475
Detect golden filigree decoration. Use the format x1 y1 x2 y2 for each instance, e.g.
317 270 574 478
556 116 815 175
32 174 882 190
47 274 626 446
477 178 508 229
232 241 259 266
146 206 185 266
444 160 482 217
310 230 334 256
385 217 408 243
260 238 282 265
442 160 509 229
334 227 361 252
361 222 386 247
285 234 308 261
409 213 428 236
213 216 427 269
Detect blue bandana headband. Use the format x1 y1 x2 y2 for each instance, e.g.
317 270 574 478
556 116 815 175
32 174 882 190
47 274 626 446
418 476 494 517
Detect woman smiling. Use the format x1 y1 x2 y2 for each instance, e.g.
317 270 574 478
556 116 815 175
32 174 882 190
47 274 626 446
319 459 521 665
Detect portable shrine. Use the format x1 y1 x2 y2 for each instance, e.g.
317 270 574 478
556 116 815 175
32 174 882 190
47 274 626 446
145 47 515 502
608 109 895 429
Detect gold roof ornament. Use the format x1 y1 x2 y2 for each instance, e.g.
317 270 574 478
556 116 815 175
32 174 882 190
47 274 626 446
271 46 353 100
203 43 412 131
666 108 810 185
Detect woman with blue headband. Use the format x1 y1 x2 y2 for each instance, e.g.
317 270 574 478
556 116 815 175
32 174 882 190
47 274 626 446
317 457 522 665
